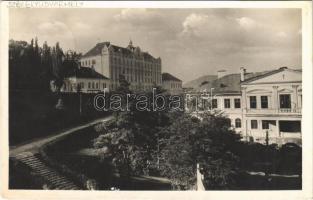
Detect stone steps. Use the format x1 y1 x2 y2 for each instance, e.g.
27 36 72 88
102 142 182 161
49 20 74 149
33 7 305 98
15 152 80 190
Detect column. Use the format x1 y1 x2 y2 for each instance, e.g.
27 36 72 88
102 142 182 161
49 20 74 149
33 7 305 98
256 95 261 110
258 120 262 131
241 118 247 140
292 85 299 111
241 87 248 140
272 86 278 112
241 87 247 111
275 120 280 138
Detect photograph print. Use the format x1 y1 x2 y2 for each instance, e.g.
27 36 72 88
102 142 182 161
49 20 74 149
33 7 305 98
8 6 304 191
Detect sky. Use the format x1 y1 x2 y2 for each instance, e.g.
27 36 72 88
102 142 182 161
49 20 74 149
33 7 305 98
9 8 301 83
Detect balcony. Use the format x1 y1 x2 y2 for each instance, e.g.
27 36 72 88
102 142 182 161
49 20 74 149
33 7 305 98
279 108 302 113
246 108 302 115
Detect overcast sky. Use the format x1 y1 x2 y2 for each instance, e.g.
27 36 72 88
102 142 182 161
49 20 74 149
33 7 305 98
10 8 301 83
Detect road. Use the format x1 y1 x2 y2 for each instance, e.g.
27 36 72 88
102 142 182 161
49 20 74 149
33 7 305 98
10 116 113 157
9 115 173 190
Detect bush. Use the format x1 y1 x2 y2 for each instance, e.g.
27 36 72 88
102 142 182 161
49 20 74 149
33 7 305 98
231 142 301 175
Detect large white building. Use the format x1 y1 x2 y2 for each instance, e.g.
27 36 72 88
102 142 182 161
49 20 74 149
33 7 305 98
61 66 110 93
241 67 302 145
79 41 162 91
188 67 302 146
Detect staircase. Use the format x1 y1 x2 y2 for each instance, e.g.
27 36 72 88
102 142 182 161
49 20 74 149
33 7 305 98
15 152 80 190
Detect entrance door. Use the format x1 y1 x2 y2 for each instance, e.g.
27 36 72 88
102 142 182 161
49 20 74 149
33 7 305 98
279 121 301 139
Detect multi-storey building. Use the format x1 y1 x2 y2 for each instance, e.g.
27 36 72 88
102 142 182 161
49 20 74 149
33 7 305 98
162 73 183 95
185 72 244 133
79 41 162 91
187 66 302 145
241 67 302 145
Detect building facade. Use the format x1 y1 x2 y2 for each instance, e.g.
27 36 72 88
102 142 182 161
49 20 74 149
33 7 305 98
80 41 162 91
241 67 302 145
61 67 110 93
162 73 183 95
187 67 302 145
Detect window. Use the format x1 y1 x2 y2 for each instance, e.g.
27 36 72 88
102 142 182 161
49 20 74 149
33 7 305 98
250 96 257 109
262 121 270 129
279 94 291 108
88 82 91 89
92 59 96 65
235 118 241 128
224 99 231 108
103 83 106 89
96 83 98 89
261 96 268 108
234 98 241 108
211 99 218 109
81 82 84 89
251 120 258 129
92 82 95 89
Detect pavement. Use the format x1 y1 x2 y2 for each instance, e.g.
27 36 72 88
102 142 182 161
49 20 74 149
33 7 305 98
9 116 113 157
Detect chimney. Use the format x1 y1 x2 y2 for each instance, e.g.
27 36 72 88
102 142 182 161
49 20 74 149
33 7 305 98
240 67 246 81
217 70 227 79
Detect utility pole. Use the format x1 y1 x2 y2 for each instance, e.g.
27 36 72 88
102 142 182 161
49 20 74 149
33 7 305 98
77 83 82 116
210 88 215 110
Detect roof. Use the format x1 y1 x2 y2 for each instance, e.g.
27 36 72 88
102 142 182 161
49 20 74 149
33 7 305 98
65 67 109 80
82 42 110 58
206 74 241 94
186 67 301 95
196 70 276 94
162 73 182 82
241 67 301 84
183 75 217 89
81 42 158 61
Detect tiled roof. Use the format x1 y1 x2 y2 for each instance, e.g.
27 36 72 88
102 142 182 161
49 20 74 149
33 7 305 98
65 67 109 79
200 74 241 94
82 42 158 61
183 75 217 89
197 70 275 94
82 42 110 58
186 67 301 95
162 73 182 82
242 67 301 83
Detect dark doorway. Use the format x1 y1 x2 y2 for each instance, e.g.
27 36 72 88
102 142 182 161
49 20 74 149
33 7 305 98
279 121 301 132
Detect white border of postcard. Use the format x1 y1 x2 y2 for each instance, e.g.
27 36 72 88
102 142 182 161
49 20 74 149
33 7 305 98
0 1 312 200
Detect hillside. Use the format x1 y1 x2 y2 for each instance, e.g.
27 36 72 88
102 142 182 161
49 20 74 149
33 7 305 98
183 75 217 89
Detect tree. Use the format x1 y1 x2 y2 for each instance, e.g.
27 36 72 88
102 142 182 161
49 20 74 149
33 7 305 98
93 85 171 177
158 113 200 190
158 111 242 190
50 42 65 109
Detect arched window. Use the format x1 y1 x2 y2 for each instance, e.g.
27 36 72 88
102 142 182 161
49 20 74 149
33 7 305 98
235 118 241 128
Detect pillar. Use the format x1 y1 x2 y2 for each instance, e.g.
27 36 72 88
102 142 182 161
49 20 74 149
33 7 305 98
272 86 278 112
241 86 247 140
241 86 247 111
292 85 299 111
